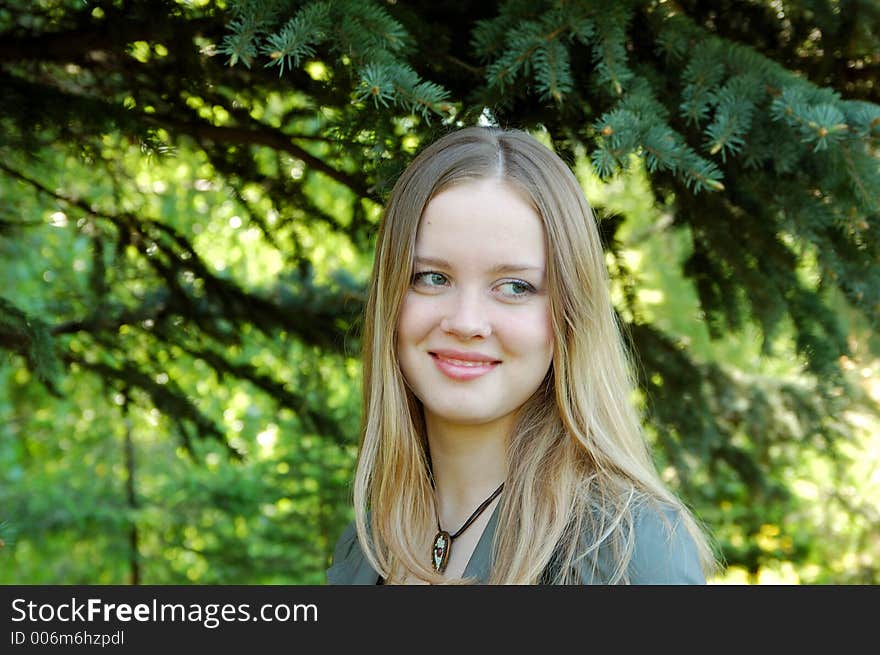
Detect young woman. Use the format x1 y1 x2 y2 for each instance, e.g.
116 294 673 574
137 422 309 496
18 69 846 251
326 126 718 584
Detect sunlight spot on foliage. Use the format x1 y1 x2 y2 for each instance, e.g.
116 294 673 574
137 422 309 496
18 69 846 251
48 211 67 227
212 105 230 125
305 61 329 81
234 516 248 538
129 41 151 63
185 94 205 111
241 227 260 243
792 478 819 500
637 288 664 305
756 523 783 552
715 565 750 584
757 563 800 584
402 134 419 152
256 424 279 458
843 410 873 431
620 248 642 269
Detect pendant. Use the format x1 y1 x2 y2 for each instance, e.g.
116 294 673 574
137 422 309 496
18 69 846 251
431 530 451 573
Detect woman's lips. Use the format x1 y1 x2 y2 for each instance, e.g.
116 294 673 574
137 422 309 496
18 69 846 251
430 353 500 380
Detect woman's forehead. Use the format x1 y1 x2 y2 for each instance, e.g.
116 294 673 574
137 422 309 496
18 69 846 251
415 194 546 271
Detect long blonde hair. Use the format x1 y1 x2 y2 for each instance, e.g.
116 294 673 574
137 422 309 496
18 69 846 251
354 126 716 584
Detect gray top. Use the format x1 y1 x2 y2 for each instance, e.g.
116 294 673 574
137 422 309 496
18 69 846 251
326 501 706 585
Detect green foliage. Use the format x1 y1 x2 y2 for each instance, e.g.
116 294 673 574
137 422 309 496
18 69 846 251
221 0 450 120
0 296 62 393
0 0 878 584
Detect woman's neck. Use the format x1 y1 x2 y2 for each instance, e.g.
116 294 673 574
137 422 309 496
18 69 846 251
425 412 510 527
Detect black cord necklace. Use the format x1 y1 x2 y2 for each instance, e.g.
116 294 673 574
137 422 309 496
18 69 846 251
431 482 505 574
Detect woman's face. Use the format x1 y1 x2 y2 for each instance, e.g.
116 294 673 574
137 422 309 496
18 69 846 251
396 177 554 430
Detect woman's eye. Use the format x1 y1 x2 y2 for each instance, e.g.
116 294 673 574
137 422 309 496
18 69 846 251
497 280 536 298
412 271 448 287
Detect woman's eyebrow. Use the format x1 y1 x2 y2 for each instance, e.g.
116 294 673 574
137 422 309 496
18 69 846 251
414 256 543 275
489 263 544 275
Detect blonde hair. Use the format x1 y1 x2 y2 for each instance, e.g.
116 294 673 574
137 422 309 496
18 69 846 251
354 126 717 584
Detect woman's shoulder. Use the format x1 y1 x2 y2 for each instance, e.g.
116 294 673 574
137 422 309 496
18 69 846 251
326 518 376 585
331 519 359 562
578 500 706 585
626 500 706 584
326 519 359 583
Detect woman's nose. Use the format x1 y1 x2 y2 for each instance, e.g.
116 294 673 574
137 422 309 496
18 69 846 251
439 290 491 339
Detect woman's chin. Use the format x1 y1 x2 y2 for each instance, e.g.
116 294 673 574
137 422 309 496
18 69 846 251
424 404 511 428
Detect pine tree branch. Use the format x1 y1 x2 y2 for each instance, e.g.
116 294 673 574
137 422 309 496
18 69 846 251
0 70 373 202
491 25 568 87
141 114 373 200
69 354 239 459
0 162 362 351
160 335 350 447
0 296 63 395
0 0 216 64
442 53 483 77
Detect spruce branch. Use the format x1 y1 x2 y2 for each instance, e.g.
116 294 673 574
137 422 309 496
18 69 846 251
770 88 848 153
591 6 634 96
591 83 725 192
0 296 63 395
159 334 350 447
680 63 719 127
355 63 452 121
475 0 593 101
139 113 373 200
704 81 756 162
223 0 453 120
0 162 360 350
72 355 238 459
534 39 573 104
219 0 282 68
260 1 332 75
471 0 540 63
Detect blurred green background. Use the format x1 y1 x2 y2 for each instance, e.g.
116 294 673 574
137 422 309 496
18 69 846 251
1 0 878 584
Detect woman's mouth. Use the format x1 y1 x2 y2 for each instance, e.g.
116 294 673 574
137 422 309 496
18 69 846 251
429 352 500 380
